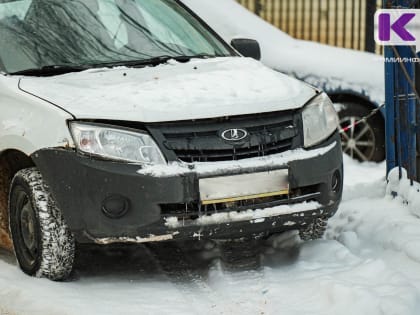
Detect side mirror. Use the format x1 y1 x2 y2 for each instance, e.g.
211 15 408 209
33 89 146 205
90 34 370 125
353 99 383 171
230 38 261 61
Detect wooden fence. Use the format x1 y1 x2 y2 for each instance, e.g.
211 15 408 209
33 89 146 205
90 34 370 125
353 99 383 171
237 0 382 53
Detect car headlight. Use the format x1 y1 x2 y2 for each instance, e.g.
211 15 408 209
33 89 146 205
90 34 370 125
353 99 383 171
302 93 339 148
69 122 166 165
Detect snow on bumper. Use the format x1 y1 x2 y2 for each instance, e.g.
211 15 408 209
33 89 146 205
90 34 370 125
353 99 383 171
164 201 323 229
137 142 337 178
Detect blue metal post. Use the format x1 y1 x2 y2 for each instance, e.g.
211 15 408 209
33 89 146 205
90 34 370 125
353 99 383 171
385 46 396 173
395 47 417 180
384 0 417 181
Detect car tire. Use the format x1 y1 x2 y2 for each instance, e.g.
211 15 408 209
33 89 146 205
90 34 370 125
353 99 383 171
337 102 385 162
218 239 261 270
9 168 75 281
299 217 328 241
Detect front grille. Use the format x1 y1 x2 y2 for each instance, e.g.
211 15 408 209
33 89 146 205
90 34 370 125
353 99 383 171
172 142 293 162
147 110 300 163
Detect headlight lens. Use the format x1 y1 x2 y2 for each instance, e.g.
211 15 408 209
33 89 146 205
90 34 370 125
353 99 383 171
69 122 166 165
302 93 339 148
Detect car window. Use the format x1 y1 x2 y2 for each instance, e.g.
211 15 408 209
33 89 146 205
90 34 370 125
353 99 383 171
97 0 129 49
97 0 225 58
0 0 234 74
134 0 220 56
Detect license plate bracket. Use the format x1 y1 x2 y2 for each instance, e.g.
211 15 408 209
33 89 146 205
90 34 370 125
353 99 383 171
199 169 289 205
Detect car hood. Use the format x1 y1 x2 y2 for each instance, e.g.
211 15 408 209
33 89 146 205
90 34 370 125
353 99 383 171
19 57 317 123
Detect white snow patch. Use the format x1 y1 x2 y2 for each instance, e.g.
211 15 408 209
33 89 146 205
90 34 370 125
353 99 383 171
90 232 180 245
19 57 316 123
341 155 386 201
138 141 337 177
386 167 420 218
164 201 321 228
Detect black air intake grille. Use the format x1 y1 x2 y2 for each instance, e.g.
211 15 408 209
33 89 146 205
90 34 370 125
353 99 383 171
147 111 299 163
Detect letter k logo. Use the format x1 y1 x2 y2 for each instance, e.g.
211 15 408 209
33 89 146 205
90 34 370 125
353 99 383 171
379 13 416 41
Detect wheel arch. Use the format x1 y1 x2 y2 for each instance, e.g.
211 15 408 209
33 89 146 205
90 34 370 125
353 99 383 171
328 92 385 120
331 93 386 162
0 149 35 251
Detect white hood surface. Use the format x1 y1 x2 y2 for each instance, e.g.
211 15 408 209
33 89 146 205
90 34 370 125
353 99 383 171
19 58 316 123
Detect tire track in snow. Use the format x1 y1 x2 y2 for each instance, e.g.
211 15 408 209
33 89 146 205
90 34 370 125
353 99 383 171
147 242 265 315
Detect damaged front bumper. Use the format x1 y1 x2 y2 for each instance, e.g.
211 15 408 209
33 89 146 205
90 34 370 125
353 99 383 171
32 132 343 244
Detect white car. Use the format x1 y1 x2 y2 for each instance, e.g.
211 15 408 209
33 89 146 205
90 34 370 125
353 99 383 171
182 0 386 162
0 0 342 280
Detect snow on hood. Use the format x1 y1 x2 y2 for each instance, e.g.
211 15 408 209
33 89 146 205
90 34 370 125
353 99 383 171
182 0 384 104
19 57 316 123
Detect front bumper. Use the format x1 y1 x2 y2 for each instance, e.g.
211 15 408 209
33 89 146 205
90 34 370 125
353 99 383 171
32 132 343 244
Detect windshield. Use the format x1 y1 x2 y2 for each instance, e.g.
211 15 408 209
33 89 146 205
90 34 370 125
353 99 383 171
0 0 234 73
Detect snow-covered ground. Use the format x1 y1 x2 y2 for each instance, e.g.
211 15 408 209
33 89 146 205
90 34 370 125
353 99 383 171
1 157 420 315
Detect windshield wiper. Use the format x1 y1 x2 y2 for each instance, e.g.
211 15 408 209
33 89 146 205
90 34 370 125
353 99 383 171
90 56 175 68
10 64 89 76
90 54 220 68
10 54 224 75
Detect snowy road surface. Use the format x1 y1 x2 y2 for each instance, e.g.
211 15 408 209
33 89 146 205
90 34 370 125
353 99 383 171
1 157 420 315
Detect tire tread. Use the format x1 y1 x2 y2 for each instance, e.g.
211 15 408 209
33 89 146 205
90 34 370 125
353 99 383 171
10 168 75 281
299 217 328 241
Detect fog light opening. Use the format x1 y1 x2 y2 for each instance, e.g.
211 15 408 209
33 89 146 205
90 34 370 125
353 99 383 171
102 195 130 219
332 170 341 194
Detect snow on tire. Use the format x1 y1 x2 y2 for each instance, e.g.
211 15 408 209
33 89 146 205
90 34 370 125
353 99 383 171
9 168 75 281
299 217 328 241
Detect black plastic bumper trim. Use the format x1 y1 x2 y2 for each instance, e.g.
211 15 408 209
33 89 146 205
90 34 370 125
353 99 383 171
31 131 343 243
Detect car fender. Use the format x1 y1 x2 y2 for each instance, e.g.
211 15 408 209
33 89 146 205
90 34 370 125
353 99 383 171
0 75 75 156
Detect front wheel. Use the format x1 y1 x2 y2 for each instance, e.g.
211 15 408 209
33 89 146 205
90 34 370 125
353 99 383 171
9 168 75 281
337 102 385 162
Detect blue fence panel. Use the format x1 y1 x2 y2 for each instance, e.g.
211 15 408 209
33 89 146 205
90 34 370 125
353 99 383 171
384 0 418 182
